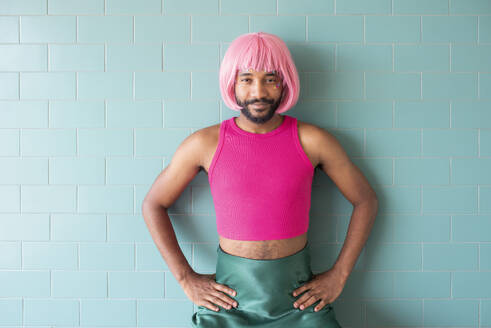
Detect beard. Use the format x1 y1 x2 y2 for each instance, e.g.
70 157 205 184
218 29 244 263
235 95 282 124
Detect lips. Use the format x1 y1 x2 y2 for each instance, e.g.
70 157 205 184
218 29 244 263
251 103 268 108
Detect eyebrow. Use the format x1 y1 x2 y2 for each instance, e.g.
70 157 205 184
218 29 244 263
238 72 277 77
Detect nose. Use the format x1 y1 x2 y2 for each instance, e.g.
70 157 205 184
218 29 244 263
249 80 269 100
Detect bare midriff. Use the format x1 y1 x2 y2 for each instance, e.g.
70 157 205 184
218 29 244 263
219 232 308 260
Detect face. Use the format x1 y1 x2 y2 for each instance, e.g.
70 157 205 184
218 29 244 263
234 68 284 124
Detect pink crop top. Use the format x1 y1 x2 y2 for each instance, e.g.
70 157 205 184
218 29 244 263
208 114 315 241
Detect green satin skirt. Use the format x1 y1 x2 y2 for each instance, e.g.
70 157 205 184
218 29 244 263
191 242 342 327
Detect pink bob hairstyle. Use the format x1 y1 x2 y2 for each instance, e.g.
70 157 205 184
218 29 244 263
219 32 300 114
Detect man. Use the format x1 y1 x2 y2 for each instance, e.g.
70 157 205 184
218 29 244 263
142 32 378 327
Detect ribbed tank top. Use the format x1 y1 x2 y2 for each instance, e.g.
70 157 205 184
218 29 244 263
208 114 315 241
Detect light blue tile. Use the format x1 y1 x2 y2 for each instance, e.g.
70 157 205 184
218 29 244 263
395 101 449 128
395 158 450 185
109 271 164 297
366 16 420 43
20 16 75 43
337 101 392 128
164 99 219 128
308 72 363 99
394 272 450 298
453 100 491 128
21 72 76 100
108 100 162 128
106 0 160 14
49 44 104 71
482 73 491 100
48 0 103 14
107 158 162 185
107 44 162 71
192 16 248 42
0 73 19 99
480 244 491 270
341 271 393 298
308 214 337 243
78 16 133 43
366 300 422 327
450 0 491 14
453 45 491 72
50 100 104 128
0 129 19 155
138 300 193 327
423 243 478 270
483 300 491 326
191 186 215 215
52 271 106 297
452 158 491 184
0 242 21 269
394 0 448 14
453 272 491 298
52 214 106 242
423 186 477 214
395 45 449 72
337 44 392 72
164 0 218 14
0 214 49 241
135 16 189 43
373 185 420 214
0 45 47 71
165 272 187 298
135 128 189 157
289 101 336 130
137 242 192 271
422 129 477 156
0 299 22 325
351 158 393 186
21 129 76 156
337 0 391 14
0 101 46 128
289 44 335 72
21 186 76 213
251 16 306 43
308 16 363 42
0 16 19 42
0 185 20 212
0 158 47 184
108 214 153 242
192 71 221 99
135 72 190 99
78 129 133 156
24 299 78 326
0 0 46 14
480 16 491 43
81 300 136 326
220 0 276 14
0 271 50 297
22 242 78 270
483 129 491 157
366 73 420 99
78 186 133 213
366 243 421 270
453 215 491 242
164 44 218 71
78 72 133 99
49 158 104 184
278 0 334 14
424 300 478 327
422 16 477 43
366 129 420 156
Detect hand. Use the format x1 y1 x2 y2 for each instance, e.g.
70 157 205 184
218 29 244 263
292 268 346 312
181 271 238 312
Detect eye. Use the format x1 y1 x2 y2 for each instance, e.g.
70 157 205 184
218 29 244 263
241 78 250 82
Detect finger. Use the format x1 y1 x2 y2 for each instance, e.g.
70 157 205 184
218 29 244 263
293 290 312 308
292 284 308 297
212 290 238 308
214 282 237 297
210 295 234 310
203 300 220 312
313 300 328 312
298 295 318 310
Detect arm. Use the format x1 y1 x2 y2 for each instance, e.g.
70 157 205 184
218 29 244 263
312 126 379 283
141 129 206 286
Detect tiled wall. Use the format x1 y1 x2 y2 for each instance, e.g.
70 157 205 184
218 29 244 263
1 0 490 327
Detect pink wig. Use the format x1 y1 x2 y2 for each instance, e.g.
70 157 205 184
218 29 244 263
219 32 300 114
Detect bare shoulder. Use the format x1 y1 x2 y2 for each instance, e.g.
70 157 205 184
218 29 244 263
192 123 221 172
296 119 349 170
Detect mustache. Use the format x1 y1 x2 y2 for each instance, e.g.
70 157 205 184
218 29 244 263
246 99 273 105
